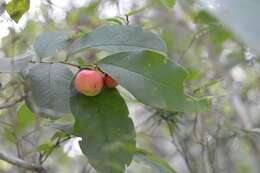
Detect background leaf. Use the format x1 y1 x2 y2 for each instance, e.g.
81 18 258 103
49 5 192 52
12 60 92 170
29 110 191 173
26 63 73 118
135 148 176 173
159 0 176 9
68 25 167 55
0 51 33 73
98 51 210 112
16 104 36 133
33 31 72 59
5 0 30 23
199 0 260 55
70 87 136 173
195 11 232 48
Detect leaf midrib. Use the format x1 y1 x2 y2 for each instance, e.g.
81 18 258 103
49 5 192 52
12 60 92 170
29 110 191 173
100 63 182 92
70 43 166 55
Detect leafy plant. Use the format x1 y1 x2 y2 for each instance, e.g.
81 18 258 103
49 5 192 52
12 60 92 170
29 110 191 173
0 1 215 173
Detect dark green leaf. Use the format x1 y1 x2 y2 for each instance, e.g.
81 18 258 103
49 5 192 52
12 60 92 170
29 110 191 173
26 63 73 118
70 87 136 173
135 148 177 173
98 51 210 112
69 25 167 56
6 0 30 23
33 31 72 59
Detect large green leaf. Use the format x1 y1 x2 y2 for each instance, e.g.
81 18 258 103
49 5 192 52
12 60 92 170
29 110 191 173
70 87 136 173
68 25 167 56
135 148 176 173
98 51 210 112
5 0 30 23
0 51 33 73
199 0 260 55
26 63 73 118
33 31 72 59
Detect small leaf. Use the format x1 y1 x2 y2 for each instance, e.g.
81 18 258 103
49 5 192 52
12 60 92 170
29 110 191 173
159 0 176 9
51 131 70 142
70 87 136 173
68 25 167 56
105 17 124 25
126 6 149 16
77 57 87 67
0 51 33 73
6 0 30 23
33 31 72 59
98 51 210 112
26 63 73 118
3 127 16 144
37 143 53 153
135 148 177 173
16 104 36 133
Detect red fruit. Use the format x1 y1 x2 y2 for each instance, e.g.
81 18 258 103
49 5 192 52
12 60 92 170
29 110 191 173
104 75 118 88
74 70 104 96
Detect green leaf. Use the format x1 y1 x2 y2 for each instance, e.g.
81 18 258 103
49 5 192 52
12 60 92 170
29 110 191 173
135 148 176 173
51 131 70 142
3 127 16 144
0 51 33 73
16 104 36 133
199 0 260 55
159 0 176 9
98 51 210 112
126 6 149 16
68 25 167 56
105 17 124 25
70 87 136 173
5 0 30 23
195 11 232 47
26 63 73 118
33 31 72 59
37 143 53 153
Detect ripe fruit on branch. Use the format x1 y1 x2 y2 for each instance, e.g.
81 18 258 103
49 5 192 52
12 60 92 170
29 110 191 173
104 74 118 88
74 70 104 96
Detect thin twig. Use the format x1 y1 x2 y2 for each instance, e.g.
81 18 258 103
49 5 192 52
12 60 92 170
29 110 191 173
166 120 194 173
178 28 208 61
0 152 48 173
30 60 81 69
40 137 71 165
0 121 14 127
0 96 25 110
125 15 130 25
